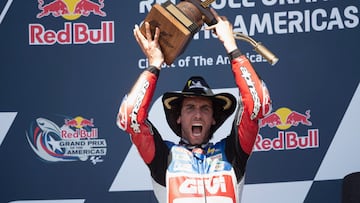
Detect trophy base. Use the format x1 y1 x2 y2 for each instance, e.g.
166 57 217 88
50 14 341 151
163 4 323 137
140 2 200 65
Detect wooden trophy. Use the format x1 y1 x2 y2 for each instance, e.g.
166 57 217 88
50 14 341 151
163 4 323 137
140 0 216 65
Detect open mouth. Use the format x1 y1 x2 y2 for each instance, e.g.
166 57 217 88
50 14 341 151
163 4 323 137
192 124 202 136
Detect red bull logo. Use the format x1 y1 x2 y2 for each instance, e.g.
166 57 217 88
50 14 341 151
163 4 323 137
36 0 106 20
286 110 312 126
37 0 70 18
30 0 114 45
29 21 114 45
259 107 312 130
64 116 94 129
61 128 98 139
63 116 98 139
74 0 106 17
254 129 319 151
26 116 106 164
256 107 319 151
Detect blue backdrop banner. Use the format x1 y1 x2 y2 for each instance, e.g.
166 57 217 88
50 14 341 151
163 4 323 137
0 0 359 202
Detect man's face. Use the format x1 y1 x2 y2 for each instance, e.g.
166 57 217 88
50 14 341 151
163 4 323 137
177 96 216 145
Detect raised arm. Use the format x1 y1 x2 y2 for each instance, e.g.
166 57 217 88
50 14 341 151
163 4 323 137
207 9 272 154
116 22 165 164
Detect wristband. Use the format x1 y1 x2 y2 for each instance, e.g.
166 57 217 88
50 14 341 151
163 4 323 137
147 65 160 77
227 49 242 61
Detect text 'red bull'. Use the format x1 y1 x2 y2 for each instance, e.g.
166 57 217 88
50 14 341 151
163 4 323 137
61 128 98 139
29 21 114 45
254 129 319 151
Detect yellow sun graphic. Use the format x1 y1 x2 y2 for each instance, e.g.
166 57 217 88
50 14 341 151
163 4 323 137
61 0 82 20
274 107 292 130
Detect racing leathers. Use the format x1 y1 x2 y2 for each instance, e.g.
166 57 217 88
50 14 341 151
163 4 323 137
117 50 272 203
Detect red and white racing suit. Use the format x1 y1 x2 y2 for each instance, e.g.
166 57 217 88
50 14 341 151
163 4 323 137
117 50 272 203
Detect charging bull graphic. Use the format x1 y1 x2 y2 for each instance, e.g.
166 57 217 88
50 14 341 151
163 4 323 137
36 0 106 19
260 108 312 129
37 0 69 18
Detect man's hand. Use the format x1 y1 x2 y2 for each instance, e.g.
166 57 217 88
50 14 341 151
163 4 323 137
205 8 238 53
133 22 164 69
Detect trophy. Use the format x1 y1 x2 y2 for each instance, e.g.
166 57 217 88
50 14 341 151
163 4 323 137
140 0 279 66
140 0 217 65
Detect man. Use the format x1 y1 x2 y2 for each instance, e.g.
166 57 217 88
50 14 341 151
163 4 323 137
117 8 272 203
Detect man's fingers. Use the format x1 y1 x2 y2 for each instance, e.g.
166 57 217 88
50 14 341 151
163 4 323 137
154 27 160 42
134 24 144 43
133 24 141 42
145 22 153 40
204 24 216 31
